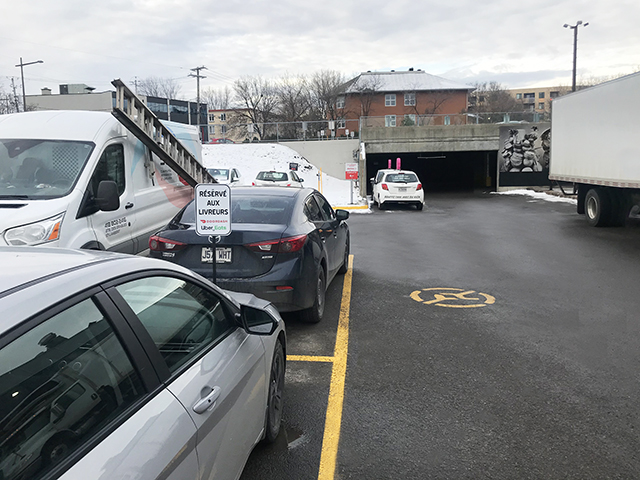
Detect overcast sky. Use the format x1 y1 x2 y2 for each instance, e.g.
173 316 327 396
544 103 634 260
1 0 638 101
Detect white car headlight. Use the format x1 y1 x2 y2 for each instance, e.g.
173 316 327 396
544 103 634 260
4 213 65 246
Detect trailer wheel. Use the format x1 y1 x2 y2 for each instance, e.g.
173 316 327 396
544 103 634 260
585 188 611 227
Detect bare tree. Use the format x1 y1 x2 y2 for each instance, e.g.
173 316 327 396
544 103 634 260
138 76 182 99
470 81 523 113
309 70 346 121
233 76 278 140
201 86 232 110
275 74 311 139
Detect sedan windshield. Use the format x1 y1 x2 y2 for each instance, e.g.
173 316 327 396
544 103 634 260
386 173 418 183
0 139 94 199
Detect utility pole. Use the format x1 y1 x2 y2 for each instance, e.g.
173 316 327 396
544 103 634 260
189 66 207 137
563 21 589 92
15 57 44 112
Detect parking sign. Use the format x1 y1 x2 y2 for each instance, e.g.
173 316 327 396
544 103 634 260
195 184 232 236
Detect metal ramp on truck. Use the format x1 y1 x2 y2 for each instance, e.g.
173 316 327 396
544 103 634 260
111 78 214 187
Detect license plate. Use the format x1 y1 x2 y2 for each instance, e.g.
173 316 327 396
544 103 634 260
201 247 232 263
398 187 407 192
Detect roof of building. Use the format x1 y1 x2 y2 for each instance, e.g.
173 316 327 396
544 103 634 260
342 70 474 94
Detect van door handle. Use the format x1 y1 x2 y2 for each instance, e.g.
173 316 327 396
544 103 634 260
125 202 134 209
193 386 221 414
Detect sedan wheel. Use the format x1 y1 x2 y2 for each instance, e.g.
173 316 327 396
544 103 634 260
264 341 285 443
301 268 325 323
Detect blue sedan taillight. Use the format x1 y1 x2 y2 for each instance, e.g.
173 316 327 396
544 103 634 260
246 234 307 253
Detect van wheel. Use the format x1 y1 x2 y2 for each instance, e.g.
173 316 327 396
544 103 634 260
301 268 325 323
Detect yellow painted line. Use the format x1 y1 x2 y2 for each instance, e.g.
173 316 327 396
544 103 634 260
318 254 353 480
332 205 370 210
287 355 335 363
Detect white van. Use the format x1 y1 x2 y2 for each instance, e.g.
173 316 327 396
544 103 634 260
0 110 199 253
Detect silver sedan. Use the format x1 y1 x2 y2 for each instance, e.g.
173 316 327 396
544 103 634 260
0 246 285 480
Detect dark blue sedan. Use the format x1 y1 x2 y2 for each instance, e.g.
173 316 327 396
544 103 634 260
149 186 350 323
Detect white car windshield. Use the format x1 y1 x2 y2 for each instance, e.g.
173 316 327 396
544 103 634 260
0 139 94 199
207 168 230 181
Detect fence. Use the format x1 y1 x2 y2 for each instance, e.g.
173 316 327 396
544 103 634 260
360 111 550 128
213 112 550 143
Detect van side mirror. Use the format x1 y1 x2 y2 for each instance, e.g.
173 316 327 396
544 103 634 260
96 180 120 211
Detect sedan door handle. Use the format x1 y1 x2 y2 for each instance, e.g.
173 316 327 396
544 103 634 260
192 386 221 414
125 202 134 209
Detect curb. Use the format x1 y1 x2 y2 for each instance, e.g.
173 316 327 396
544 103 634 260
333 204 370 211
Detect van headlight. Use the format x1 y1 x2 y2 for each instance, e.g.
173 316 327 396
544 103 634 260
4 213 64 246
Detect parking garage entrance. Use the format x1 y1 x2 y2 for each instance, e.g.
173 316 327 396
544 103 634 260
365 150 497 195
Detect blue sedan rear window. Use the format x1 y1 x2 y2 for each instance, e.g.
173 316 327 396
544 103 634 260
180 196 293 225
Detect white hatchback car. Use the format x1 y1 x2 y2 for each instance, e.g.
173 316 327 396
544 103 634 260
371 169 424 210
0 247 285 480
253 170 304 188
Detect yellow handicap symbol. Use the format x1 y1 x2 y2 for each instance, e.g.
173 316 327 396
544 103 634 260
410 287 495 308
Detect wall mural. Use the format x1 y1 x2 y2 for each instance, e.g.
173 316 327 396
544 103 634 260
497 124 551 187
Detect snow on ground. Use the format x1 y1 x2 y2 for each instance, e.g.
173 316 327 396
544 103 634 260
202 143 367 209
492 189 577 205
202 144 577 210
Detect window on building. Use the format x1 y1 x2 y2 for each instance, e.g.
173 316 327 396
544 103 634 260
221 125 227 134
385 115 396 127
516 93 522 99
403 114 416 126
336 96 345 109
210 125 215 135
208 113 215 122
337 118 346 129
523 93 535 99
385 94 396 107
444 116 451 126
550 91 560 98
539 92 545 99
220 113 226 121
404 93 416 106
538 102 545 110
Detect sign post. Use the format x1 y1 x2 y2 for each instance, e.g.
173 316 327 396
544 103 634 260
345 162 358 205
195 183 232 283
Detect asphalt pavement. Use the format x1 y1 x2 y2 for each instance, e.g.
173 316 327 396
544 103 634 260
242 191 640 480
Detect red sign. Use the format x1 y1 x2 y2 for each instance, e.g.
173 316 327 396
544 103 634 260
345 163 358 180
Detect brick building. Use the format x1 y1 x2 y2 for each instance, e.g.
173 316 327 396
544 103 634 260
337 69 474 132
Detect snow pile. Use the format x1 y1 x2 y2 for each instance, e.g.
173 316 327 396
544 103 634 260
492 189 577 205
202 143 365 208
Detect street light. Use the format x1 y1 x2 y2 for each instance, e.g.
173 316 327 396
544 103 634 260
15 57 44 112
563 21 589 92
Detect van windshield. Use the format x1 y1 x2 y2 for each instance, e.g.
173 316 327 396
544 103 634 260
0 139 95 199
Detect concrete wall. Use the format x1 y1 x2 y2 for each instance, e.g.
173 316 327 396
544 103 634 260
26 91 113 112
362 124 501 154
284 139 360 178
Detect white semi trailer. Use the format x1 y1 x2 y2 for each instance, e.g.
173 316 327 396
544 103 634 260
549 72 640 227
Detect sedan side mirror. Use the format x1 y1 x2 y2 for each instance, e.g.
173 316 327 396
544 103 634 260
335 209 349 221
96 180 120 212
238 305 277 335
